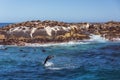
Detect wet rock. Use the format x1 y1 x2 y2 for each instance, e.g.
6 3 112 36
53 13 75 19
0 20 120 45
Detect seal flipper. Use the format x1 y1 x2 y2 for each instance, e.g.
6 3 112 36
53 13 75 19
44 55 54 65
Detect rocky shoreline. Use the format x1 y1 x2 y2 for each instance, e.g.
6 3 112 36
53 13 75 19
0 20 120 45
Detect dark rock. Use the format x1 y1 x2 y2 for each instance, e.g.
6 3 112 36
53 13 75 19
0 20 120 45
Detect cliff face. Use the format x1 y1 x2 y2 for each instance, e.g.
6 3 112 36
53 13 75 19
0 20 120 45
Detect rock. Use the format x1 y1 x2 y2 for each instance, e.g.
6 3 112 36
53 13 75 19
0 20 120 45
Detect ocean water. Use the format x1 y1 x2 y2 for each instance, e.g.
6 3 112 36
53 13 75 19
0 23 120 80
0 41 120 80
0 23 12 28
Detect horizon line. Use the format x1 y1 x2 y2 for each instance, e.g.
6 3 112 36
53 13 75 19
0 20 120 23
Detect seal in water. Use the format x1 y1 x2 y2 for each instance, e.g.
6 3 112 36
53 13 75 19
44 55 54 65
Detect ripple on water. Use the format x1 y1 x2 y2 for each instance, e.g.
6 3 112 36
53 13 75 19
0 42 120 80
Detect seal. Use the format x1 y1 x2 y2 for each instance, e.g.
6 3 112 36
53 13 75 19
44 55 54 65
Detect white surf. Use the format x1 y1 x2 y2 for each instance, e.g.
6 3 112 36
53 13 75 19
44 62 63 70
89 34 108 42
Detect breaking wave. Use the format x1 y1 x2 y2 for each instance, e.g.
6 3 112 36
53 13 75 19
1 34 119 48
88 34 108 42
24 34 110 47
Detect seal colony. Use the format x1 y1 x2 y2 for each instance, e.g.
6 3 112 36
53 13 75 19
0 20 120 45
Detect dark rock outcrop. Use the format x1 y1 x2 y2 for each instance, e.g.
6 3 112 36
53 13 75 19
0 20 120 45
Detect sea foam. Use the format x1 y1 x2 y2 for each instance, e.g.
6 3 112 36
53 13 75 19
88 34 108 42
24 41 90 47
24 34 108 47
0 34 115 47
44 62 54 67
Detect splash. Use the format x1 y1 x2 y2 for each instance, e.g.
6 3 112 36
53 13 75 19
88 34 108 42
44 61 79 70
112 37 120 42
1 34 112 47
24 41 90 47
47 67 63 70
44 62 63 70
0 45 7 49
44 62 54 67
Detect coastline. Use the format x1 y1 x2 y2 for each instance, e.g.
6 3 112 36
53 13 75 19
0 20 120 46
0 38 120 47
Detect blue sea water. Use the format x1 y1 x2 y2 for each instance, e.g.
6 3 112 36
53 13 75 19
0 23 12 28
0 23 120 80
0 42 120 80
